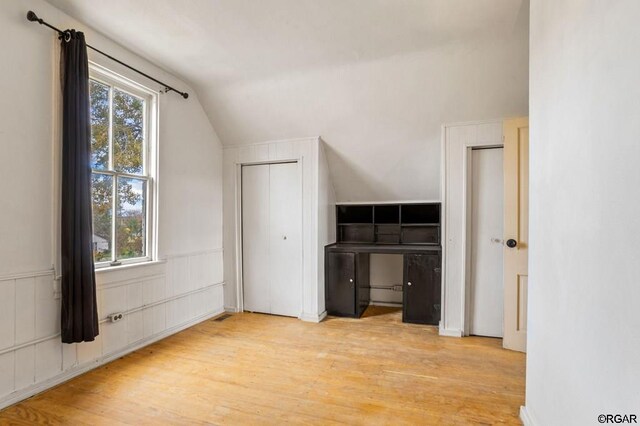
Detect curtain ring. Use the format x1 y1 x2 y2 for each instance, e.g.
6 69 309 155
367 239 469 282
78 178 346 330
61 30 71 43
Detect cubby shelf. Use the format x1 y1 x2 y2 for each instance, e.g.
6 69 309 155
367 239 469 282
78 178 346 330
336 203 441 245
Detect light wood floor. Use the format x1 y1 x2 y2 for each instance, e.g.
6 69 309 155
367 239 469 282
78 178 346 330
0 307 525 425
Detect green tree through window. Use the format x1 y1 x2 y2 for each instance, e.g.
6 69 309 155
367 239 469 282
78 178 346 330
90 77 150 265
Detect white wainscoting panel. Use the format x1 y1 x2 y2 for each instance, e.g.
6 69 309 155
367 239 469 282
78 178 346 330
0 248 224 409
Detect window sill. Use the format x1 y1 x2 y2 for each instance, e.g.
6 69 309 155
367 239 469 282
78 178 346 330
95 259 166 274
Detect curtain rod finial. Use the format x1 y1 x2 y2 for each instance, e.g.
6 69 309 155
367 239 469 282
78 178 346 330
182 93 189 99
27 10 40 23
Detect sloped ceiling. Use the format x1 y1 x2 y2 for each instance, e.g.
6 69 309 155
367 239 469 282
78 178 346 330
46 0 529 201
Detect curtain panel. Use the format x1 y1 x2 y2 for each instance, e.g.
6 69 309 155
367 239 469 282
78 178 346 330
60 30 99 343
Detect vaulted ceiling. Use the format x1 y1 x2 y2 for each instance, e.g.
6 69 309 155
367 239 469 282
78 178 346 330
47 0 529 201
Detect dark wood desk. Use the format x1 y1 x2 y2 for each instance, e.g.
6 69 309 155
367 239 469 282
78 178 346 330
326 203 442 325
325 243 441 325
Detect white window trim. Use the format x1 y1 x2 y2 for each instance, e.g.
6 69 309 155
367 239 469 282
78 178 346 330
89 62 159 269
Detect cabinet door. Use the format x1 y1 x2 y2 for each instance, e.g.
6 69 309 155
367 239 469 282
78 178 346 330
326 252 356 316
403 253 441 325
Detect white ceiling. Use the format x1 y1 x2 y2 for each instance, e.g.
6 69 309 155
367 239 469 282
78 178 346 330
46 0 530 201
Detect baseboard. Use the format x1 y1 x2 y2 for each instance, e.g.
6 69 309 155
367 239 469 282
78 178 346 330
224 306 239 313
520 406 535 426
300 311 327 323
439 327 462 337
0 308 225 410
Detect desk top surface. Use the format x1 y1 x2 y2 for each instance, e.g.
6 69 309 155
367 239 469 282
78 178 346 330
325 243 441 254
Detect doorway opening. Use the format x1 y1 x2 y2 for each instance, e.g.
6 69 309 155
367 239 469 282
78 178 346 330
442 118 529 352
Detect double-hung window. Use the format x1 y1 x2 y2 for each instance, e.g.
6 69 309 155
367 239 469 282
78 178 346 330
89 65 157 267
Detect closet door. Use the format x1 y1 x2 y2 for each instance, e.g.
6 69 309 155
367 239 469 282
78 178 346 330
242 164 271 314
242 162 302 317
269 162 302 317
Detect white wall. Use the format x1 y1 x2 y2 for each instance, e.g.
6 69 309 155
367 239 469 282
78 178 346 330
0 0 224 408
223 137 331 322
369 255 403 305
203 6 529 203
525 1 640 425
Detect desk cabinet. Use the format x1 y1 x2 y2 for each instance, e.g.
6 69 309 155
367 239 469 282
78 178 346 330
326 251 369 317
403 253 441 325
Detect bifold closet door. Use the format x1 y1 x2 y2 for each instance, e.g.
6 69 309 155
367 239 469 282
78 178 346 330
242 162 302 317
268 162 302 317
242 164 271 314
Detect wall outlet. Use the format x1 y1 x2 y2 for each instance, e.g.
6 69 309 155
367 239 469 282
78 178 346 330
109 313 124 322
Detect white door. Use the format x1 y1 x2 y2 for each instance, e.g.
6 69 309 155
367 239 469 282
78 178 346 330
242 162 302 317
268 162 302 317
469 148 504 337
242 164 271 314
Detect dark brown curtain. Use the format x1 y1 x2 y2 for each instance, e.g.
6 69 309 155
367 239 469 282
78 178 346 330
60 30 99 343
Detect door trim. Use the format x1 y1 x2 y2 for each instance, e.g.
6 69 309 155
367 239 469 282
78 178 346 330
236 159 304 318
440 119 504 337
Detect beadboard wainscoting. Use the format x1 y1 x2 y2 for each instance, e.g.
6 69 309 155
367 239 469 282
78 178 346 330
0 249 224 409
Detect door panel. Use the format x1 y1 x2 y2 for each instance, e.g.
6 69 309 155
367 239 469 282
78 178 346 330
326 252 356 316
503 117 529 352
242 162 301 317
469 148 505 338
403 254 441 325
269 162 302 317
242 164 271 314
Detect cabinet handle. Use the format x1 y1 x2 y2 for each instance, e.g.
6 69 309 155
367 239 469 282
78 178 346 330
407 282 412 286
349 279 353 283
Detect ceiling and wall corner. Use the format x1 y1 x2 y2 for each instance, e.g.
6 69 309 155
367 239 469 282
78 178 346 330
46 0 529 202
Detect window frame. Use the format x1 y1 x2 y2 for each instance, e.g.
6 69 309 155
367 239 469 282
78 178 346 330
89 62 158 269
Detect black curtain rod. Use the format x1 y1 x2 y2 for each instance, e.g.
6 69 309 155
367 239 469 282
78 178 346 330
27 10 189 99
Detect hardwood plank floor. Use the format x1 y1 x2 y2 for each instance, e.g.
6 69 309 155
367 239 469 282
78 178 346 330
0 307 525 425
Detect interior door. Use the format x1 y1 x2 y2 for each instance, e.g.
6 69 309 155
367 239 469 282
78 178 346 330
242 164 271 314
269 162 302 317
503 118 529 352
469 148 505 338
242 162 301 317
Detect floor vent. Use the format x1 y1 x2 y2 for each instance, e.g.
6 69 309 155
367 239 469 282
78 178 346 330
213 314 232 322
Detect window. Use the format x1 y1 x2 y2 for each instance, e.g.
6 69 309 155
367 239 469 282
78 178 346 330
89 65 157 267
